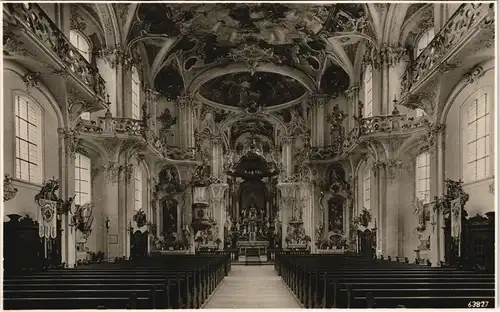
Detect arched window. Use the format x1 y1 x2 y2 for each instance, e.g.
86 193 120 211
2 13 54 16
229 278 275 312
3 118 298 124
364 65 373 117
363 169 371 210
75 153 91 206
80 112 90 120
415 28 435 58
466 93 490 182
15 95 42 183
415 152 431 203
131 66 141 119
415 108 426 118
69 30 91 62
134 167 143 211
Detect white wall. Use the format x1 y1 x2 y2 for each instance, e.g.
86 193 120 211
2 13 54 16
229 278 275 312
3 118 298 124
3 66 62 219
444 69 495 217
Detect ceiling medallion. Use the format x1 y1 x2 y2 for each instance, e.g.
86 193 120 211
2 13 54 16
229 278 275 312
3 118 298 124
227 45 281 74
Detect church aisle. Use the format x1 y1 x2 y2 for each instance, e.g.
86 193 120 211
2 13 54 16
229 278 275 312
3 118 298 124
203 265 301 309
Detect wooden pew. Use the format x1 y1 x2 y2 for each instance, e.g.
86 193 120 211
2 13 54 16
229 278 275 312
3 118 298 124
276 254 495 309
3 254 230 310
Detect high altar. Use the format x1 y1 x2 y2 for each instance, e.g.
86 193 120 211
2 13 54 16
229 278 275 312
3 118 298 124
147 91 352 260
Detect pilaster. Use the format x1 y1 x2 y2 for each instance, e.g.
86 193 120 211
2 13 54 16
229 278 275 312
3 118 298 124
344 85 360 131
281 136 294 176
175 95 197 149
57 126 76 268
209 184 228 249
145 88 160 135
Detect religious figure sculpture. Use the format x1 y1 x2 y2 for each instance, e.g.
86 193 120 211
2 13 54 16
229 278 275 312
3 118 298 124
165 169 175 183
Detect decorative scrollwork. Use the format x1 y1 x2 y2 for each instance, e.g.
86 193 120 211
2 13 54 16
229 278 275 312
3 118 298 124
3 175 18 202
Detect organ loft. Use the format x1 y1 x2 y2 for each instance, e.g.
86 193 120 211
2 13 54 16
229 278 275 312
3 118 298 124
2 2 496 309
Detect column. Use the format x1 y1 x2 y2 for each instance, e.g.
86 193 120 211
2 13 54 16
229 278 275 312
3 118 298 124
344 85 360 131
57 127 77 268
372 163 385 256
211 135 224 177
94 161 122 260
145 88 160 135
380 45 408 115
277 183 299 247
433 131 446 266
175 95 197 148
384 161 403 258
308 94 328 147
300 183 315 251
210 184 228 249
281 137 294 176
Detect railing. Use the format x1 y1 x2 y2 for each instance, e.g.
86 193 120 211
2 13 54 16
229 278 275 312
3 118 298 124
309 114 426 160
401 3 494 93
357 114 425 135
6 3 106 99
77 117 197 161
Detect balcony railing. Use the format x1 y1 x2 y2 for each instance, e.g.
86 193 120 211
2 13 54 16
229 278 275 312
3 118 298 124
5 3 106 99
401 3 494 93
77 117 196 161
309 114 426 160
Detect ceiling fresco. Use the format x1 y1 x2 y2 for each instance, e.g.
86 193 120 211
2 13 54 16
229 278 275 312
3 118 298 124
128 3 369 105
198 72 307 108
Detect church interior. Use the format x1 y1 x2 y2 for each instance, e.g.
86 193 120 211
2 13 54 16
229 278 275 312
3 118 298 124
2 2 496 309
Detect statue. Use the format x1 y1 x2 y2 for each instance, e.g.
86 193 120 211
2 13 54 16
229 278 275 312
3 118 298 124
164 169 174 183
35 177 60 205
328 105 347 136
414 198 427 232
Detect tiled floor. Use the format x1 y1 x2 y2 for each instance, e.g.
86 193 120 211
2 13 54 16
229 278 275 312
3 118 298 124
203 265 301 309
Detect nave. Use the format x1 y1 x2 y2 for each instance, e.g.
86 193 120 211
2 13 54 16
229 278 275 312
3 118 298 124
3 252 495 309
203 266 300 309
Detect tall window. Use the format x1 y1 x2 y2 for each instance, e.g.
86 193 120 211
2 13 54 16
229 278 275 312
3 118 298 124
466 93 490 181
15 95 42 183
415 152 431 203
131 67 140 119
75 153 91 206
415 28 435 58
134 168 142 211
69 30 91 62
363 169 371 210
364 65 373 117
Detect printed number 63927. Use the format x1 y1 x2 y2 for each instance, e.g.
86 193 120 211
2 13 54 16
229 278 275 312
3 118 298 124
468 301 489 308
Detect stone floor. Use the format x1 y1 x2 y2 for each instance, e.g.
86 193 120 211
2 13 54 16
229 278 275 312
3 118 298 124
203 265 302 309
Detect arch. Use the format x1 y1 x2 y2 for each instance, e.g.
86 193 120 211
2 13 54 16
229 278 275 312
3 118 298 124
4 62 64 128
187 63 318 94
365 3 384 43
383 4 412 45
399 4 434 46
95 4 122 47
69 29 92 62
78 139 110 165
122 3 140 44
394 132 429 160
217 112 288 137
157 163 181 184
439 60 495 125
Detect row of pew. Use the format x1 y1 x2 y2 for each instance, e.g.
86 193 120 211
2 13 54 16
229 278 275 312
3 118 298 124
4 254 231 310
275 254 495 309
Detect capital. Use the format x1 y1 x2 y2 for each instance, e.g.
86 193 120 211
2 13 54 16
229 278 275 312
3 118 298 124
210 183 228 201
344 85 360 102
175 95 197 108
308 93 331 107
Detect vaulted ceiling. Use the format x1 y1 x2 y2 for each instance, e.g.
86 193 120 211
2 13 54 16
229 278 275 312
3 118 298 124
125 3 372 110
